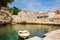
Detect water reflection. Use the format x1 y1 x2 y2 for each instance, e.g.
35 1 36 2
0 25 18 40
0 24 60 40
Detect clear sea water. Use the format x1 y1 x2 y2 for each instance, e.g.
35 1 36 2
0 24 60 40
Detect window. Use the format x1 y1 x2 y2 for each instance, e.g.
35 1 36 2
37 16 43 19
44 16 48 18
49 19 54 22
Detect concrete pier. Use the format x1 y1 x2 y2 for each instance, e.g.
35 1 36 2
43 29 60 40
27 29 60 40
27 36 42 40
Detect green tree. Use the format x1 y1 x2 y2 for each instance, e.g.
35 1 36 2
11 7 21 15
0 0 14 7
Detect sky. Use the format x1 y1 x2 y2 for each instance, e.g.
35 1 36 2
8 0 60 12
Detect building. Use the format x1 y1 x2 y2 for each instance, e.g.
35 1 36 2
18 10 41 23
56 10 60 14
11 15 22 23
46 11 55 18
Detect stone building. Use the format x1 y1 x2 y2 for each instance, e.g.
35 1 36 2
12 10 50 23
45 10 60 23
11 15 22 23
12 10 60 24
56 10 60 14
46 11 55 18
18 10 40 23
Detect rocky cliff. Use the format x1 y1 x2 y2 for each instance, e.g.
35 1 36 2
0 7 12 24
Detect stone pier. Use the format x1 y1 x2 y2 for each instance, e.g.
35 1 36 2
27 29 60 40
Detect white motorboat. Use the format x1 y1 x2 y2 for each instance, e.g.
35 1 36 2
18 30 30 38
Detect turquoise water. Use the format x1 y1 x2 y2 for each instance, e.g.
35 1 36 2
0 24 60 40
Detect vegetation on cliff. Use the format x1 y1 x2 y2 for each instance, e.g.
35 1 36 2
0 0 14 7
11 7 21 15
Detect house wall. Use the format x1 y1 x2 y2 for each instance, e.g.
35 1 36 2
18 10 40 23
46 11 55 18
12 15 22 23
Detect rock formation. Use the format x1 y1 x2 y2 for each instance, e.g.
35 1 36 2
0 7 12 24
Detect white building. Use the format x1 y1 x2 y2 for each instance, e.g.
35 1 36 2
11 15 22 23
46 11 55 18
18 10 40 23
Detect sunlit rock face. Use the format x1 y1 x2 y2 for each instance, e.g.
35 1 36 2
0 7 13 16
0 7 12 24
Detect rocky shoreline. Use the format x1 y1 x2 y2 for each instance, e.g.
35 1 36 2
0 7 12 25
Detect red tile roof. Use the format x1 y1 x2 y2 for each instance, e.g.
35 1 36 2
56 10 60 14
22 10 44 15
22 10 28 14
